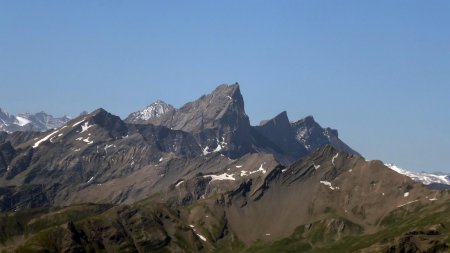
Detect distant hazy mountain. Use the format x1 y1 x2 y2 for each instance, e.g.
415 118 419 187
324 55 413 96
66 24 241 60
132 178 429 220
0 108 70 133
385 163 450 189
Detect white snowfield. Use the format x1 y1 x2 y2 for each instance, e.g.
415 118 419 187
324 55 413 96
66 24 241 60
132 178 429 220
15 116 31 126
385 163 450 186
331 153 339 166
81 122 93 133
33 129 60 148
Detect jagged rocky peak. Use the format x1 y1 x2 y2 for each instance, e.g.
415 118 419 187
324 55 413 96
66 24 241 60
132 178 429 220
125 100 175 123
156 82 249 132
74 108 128 137
293 115 316 126
33 107 130 147
255 111 308 160
292 115 337 149
292 116 339 139
255 112 359 161
259 111 290 129
210 82 244 105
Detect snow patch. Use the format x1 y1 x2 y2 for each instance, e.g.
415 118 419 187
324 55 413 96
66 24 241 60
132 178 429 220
159 157 164 162
203 137 228 155
397 200 418 208
83 137 93 145
72 119 85 127
247 163 267 175
213 143 223 152
81 121 93 133
15 116 30 126
189 225 207 242
33 130 60 148
404 192 409 197
204 172 236 181
87 177 94 183
313 163 320 170
104 144 115 154
332 153 339 166
235 165 242 168
175 180 184 187
320 181 340 190
202 146 212 155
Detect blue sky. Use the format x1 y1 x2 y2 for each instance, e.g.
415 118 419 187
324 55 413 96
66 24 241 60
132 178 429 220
1 1 449 172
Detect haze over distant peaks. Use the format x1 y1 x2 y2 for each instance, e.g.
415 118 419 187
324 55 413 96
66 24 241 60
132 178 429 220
0 108 70 133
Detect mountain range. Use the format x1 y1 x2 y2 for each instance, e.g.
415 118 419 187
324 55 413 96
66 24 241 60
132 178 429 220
0 108 70 133
0 83 449 253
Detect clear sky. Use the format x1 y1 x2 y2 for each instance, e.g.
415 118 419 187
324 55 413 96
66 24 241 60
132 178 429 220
1 1 449 172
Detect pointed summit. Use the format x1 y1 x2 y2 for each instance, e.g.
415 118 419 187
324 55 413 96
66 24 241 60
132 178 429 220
150 83 248 133
255 111 309 160
259 111 290 127
60 108 128 141
292 115 359 155
125 100 175 123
